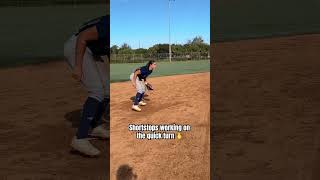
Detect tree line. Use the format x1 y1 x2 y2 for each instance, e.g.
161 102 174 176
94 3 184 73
111 36 210 55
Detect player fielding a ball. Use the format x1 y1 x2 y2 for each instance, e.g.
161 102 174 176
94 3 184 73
64 15 109 157
130 60 157 112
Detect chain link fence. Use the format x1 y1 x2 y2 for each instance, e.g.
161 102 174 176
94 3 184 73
110 52 210 63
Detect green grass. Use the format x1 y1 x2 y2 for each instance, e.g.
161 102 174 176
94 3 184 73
111 60 210 83
0 4 105 68
213 0 320 42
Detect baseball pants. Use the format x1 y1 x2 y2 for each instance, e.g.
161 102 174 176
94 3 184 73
64 35 109 102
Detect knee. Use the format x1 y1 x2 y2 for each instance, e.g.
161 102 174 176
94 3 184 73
88 90 105 102
137 89 145 94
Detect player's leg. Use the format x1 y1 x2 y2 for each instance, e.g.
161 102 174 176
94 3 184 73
138 81 147 106
81 54 109 139
63 35 77 69
132 78 145 111
64 36 101 156
65 36 103 139
88 57 109 138
130 73 141 111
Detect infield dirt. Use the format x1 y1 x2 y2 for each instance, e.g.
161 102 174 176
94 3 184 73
0 63 210 179
110 72 211 180
1 34 319 179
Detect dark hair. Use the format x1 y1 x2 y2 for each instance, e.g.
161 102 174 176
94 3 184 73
146 60 156 68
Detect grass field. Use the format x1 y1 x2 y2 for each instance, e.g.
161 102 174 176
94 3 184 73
0 4 105 67
213 0 320 42
110 60 210 82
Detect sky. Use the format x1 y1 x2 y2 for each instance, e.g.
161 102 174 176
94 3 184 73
111 0 210 49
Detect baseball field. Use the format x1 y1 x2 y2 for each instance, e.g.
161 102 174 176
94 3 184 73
0 61 109 179
212 34 320 179
109 53 211 179
0 60 211 179
211 1 320 179
1 34 320 179
110 71 211 179
0 0 320 179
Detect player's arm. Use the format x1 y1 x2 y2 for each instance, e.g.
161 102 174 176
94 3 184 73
132 70 141 87
73 26 99 81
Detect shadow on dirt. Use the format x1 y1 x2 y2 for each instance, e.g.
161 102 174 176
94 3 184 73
116 164 138 180
64 109 82 128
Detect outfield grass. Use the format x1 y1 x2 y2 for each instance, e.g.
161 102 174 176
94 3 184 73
111 60 210 83
0 4 105 67
213 0 320 42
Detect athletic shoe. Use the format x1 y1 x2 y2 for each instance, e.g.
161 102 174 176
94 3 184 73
139 101 147 106
91 125 109 139
132 105 141 112
71 136 100 157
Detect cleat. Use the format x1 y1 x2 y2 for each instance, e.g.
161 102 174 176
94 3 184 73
132 105 141 112
139 101 147 106
71 136 100 157
90 125 109 139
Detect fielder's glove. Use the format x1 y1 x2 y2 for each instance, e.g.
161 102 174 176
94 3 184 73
145 82 154 90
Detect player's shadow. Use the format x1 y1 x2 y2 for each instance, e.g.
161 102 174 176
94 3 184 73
130 94 150 102
64 109 82 128
116 164 137 180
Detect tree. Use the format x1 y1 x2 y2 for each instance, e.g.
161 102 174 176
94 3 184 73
118 43 132 54
184 36 209 52
157 44 169 53
147 44 159 55
120 43 131 49
134 48 148 54
191 36 205 44
171 44 185 53
113 36 209 56
111 45 119 54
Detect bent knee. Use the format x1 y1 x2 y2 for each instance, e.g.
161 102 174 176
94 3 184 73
88 91 105 102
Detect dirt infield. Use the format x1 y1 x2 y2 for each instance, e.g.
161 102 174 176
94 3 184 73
213 34 320 180
110 73 210 180
2 33 319 179
0 62 109 179
0 62 210 179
